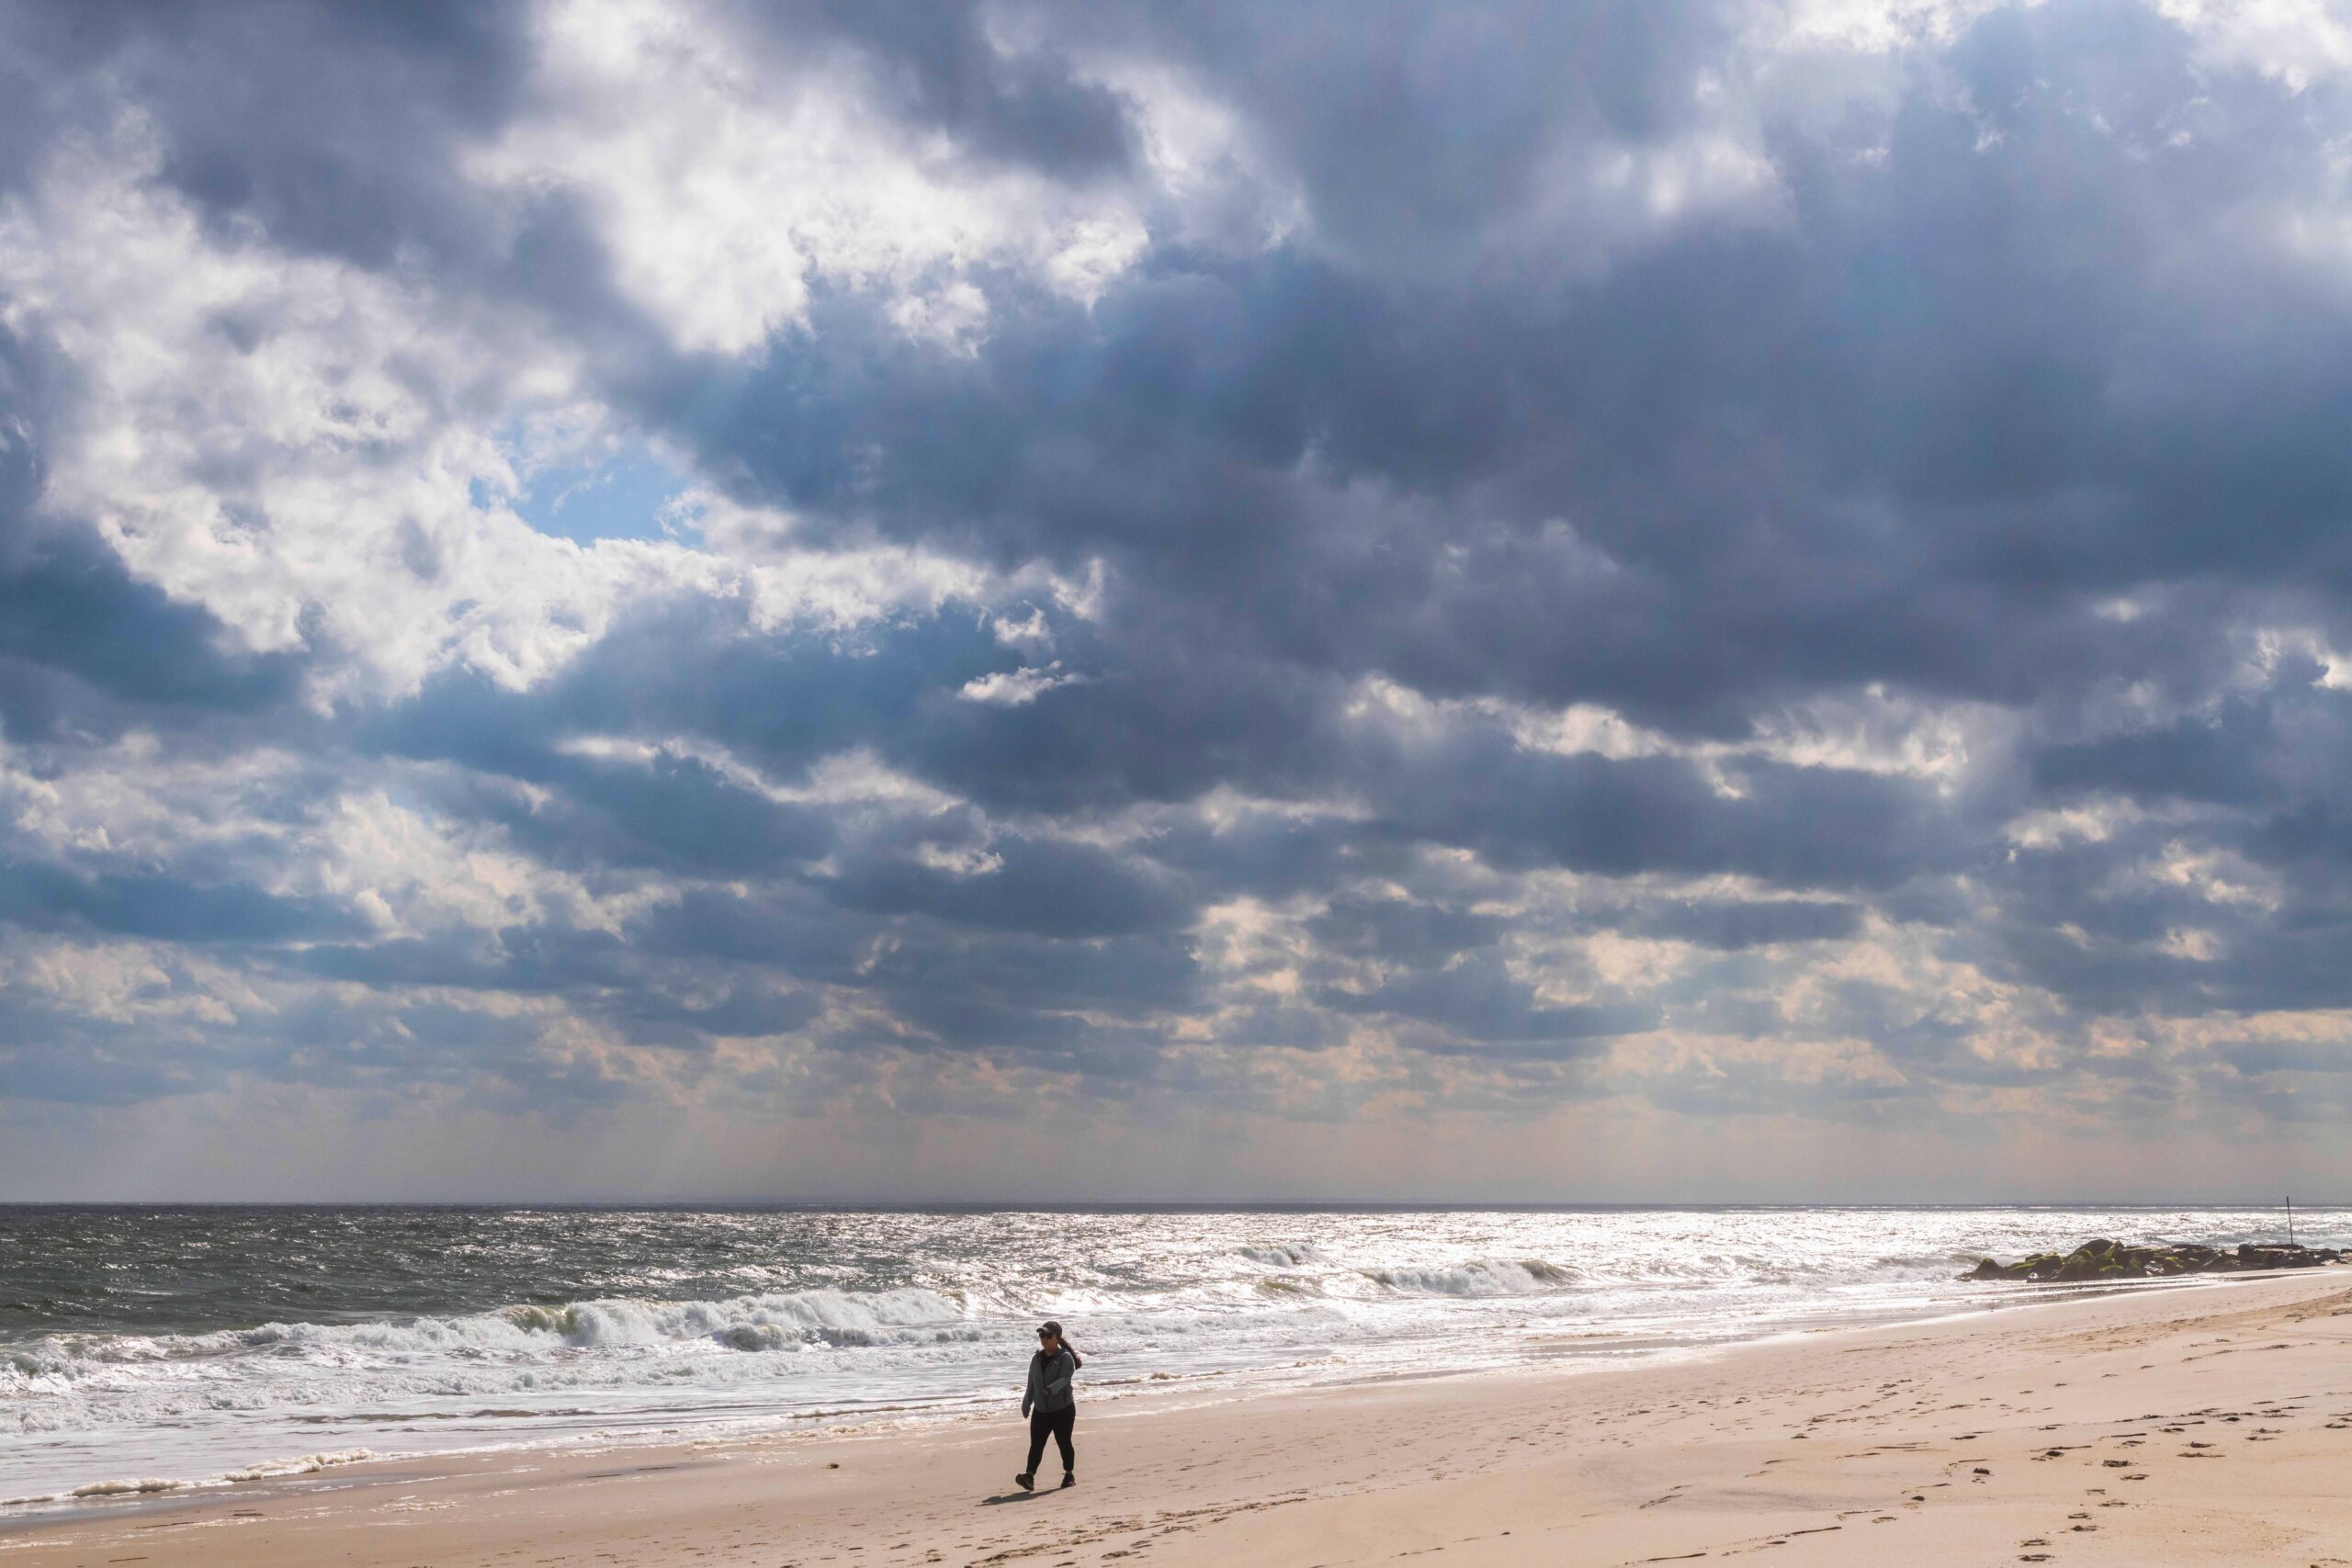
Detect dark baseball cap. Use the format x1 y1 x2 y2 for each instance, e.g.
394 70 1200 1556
1037 1320 1062 1337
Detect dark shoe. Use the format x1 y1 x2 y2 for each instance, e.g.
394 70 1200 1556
1015 1472 1034 1492
1060 1472 1076 1489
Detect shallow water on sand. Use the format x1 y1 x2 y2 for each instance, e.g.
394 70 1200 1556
5 1203 2343 1508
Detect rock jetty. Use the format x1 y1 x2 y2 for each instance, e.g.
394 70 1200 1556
1962 1236 2344 1283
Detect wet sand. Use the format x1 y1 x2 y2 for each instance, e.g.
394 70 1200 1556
6 1269 2352 1567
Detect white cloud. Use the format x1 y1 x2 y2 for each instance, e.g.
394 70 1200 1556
1770 0 2037 54
957 661 1088 705
305 787 668 939
469 0 1153 357
1359 674 1995 786
2155 0 2352 90
662 487 1093 636
2160 927 2221 959
0 118 670 705
0 106 1114 713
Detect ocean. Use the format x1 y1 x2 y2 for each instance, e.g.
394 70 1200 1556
3 1203 2341 1511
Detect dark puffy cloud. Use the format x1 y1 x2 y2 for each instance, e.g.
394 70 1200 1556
818 835 1193 937
1629 898 1865 952
1367 736 1964 888
0 531 306 739
0 859 364 945
734 0 1138 179
0 321 305 740
1317 949 1659 1056
1306 891 1505 963
1103 0 1744 266
0 2 530 265
478 751 837 878
646 1 2352 741
2033 700 2278 808
6 0 2352 1180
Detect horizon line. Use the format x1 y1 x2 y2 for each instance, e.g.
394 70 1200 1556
0 1196 2337 1211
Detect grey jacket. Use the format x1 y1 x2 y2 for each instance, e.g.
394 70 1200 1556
1023 1346 1077 1416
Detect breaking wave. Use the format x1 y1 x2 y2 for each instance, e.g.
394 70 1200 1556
1238 1244 1326 1268
6 1285 976 1387
1363 1259 1576 1296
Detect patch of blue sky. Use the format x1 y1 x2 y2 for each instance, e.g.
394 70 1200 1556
493 439 695 546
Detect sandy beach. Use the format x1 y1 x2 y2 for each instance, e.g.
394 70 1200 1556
6 1269 2350 1568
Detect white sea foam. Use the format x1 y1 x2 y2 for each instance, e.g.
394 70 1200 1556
221 1449 376 1482
67 1476 187 1497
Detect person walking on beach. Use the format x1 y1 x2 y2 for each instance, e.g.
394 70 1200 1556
1016 1320 1081 1491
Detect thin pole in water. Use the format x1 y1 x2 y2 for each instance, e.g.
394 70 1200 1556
2288 1195 2295 1247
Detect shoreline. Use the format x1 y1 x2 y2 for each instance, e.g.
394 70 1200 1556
0 1267 2256 1526
11 1204 2339 1522
6 1268 2351 1565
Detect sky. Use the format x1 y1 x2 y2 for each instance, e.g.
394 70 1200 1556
4 0 2352 1202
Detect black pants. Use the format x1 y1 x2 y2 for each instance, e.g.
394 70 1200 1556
1024 1404 1075 1476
